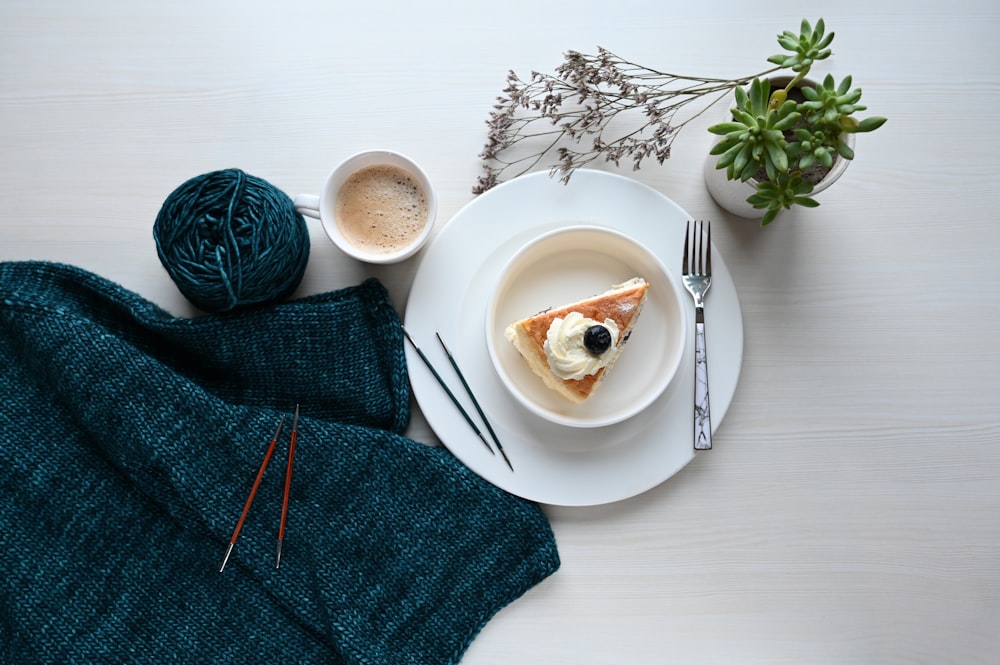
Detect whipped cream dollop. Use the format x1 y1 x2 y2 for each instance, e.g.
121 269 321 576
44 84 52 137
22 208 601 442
544 312 619 381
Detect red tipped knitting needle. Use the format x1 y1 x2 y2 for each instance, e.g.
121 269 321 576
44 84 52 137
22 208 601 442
276 404 300 569
220 416 285 573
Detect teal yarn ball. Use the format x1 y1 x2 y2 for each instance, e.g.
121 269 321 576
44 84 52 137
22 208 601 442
153 169 310 313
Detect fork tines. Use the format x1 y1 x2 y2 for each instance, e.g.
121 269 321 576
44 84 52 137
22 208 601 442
684 220 711 278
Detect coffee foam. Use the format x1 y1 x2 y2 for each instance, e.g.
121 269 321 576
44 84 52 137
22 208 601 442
334 164 428 254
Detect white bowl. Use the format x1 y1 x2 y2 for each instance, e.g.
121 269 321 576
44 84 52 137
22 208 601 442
486 225 687 427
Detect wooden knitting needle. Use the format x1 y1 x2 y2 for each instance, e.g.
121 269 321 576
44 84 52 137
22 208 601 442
275 404 299 569
220 416 285 573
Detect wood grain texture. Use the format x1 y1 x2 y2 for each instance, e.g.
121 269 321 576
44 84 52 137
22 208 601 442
2 1 999 663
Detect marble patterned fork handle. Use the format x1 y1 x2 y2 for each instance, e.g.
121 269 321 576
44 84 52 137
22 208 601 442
693 311 711 450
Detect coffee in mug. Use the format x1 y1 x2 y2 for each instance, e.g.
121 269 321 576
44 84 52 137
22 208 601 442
334 164 429 255
294 150 437 264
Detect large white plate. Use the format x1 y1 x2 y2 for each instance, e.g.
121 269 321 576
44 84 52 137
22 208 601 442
404 169 743 506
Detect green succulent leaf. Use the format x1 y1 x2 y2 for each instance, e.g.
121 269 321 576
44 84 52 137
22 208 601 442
738 155 758 181
734 85 749 108
762 158 779 182
708 121 748 136
765 141 789 173
772 111 802 131
857 116 888 132
837 140 855 160
715 143 742 168
760 208 781 226
792 196 820 208
731 109 758 127
777 33 800 52
749 78 770 113
709 140 733 157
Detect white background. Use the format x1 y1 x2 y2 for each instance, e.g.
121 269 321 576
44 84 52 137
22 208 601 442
2 1 998 663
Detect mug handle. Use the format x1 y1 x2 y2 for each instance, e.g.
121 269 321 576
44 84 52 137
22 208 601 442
293 194 321 220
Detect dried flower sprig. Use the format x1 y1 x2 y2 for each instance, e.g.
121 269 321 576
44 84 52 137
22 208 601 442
474 48 778 194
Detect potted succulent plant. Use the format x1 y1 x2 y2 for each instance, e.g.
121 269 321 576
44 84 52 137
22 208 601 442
704 19 886 225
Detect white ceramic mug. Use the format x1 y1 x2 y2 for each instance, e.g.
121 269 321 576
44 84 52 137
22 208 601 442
294 150 437 264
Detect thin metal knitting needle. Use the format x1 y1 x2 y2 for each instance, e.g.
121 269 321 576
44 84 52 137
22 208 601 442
276 404 299 569
401 326 496 457
220 416 285 573
435 332 513 472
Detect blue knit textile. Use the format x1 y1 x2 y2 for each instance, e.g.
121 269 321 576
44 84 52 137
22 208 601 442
0 262 559 664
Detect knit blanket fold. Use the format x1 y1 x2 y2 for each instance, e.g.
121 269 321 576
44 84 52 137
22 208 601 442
0 261 559 664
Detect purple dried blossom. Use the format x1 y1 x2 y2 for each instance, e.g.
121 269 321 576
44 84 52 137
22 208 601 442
475 48 774 193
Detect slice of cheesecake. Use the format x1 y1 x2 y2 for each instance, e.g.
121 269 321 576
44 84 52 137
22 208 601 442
504 278 648 403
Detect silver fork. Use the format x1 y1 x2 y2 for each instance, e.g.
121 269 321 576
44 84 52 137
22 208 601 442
682 220 712 451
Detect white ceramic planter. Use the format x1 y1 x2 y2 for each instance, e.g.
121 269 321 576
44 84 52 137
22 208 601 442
702 77 856 220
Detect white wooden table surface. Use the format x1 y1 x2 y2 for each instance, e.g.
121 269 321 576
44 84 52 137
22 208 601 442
2 1 998 663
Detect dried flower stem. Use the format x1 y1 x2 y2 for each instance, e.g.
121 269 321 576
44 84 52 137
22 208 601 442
474 47 779 194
